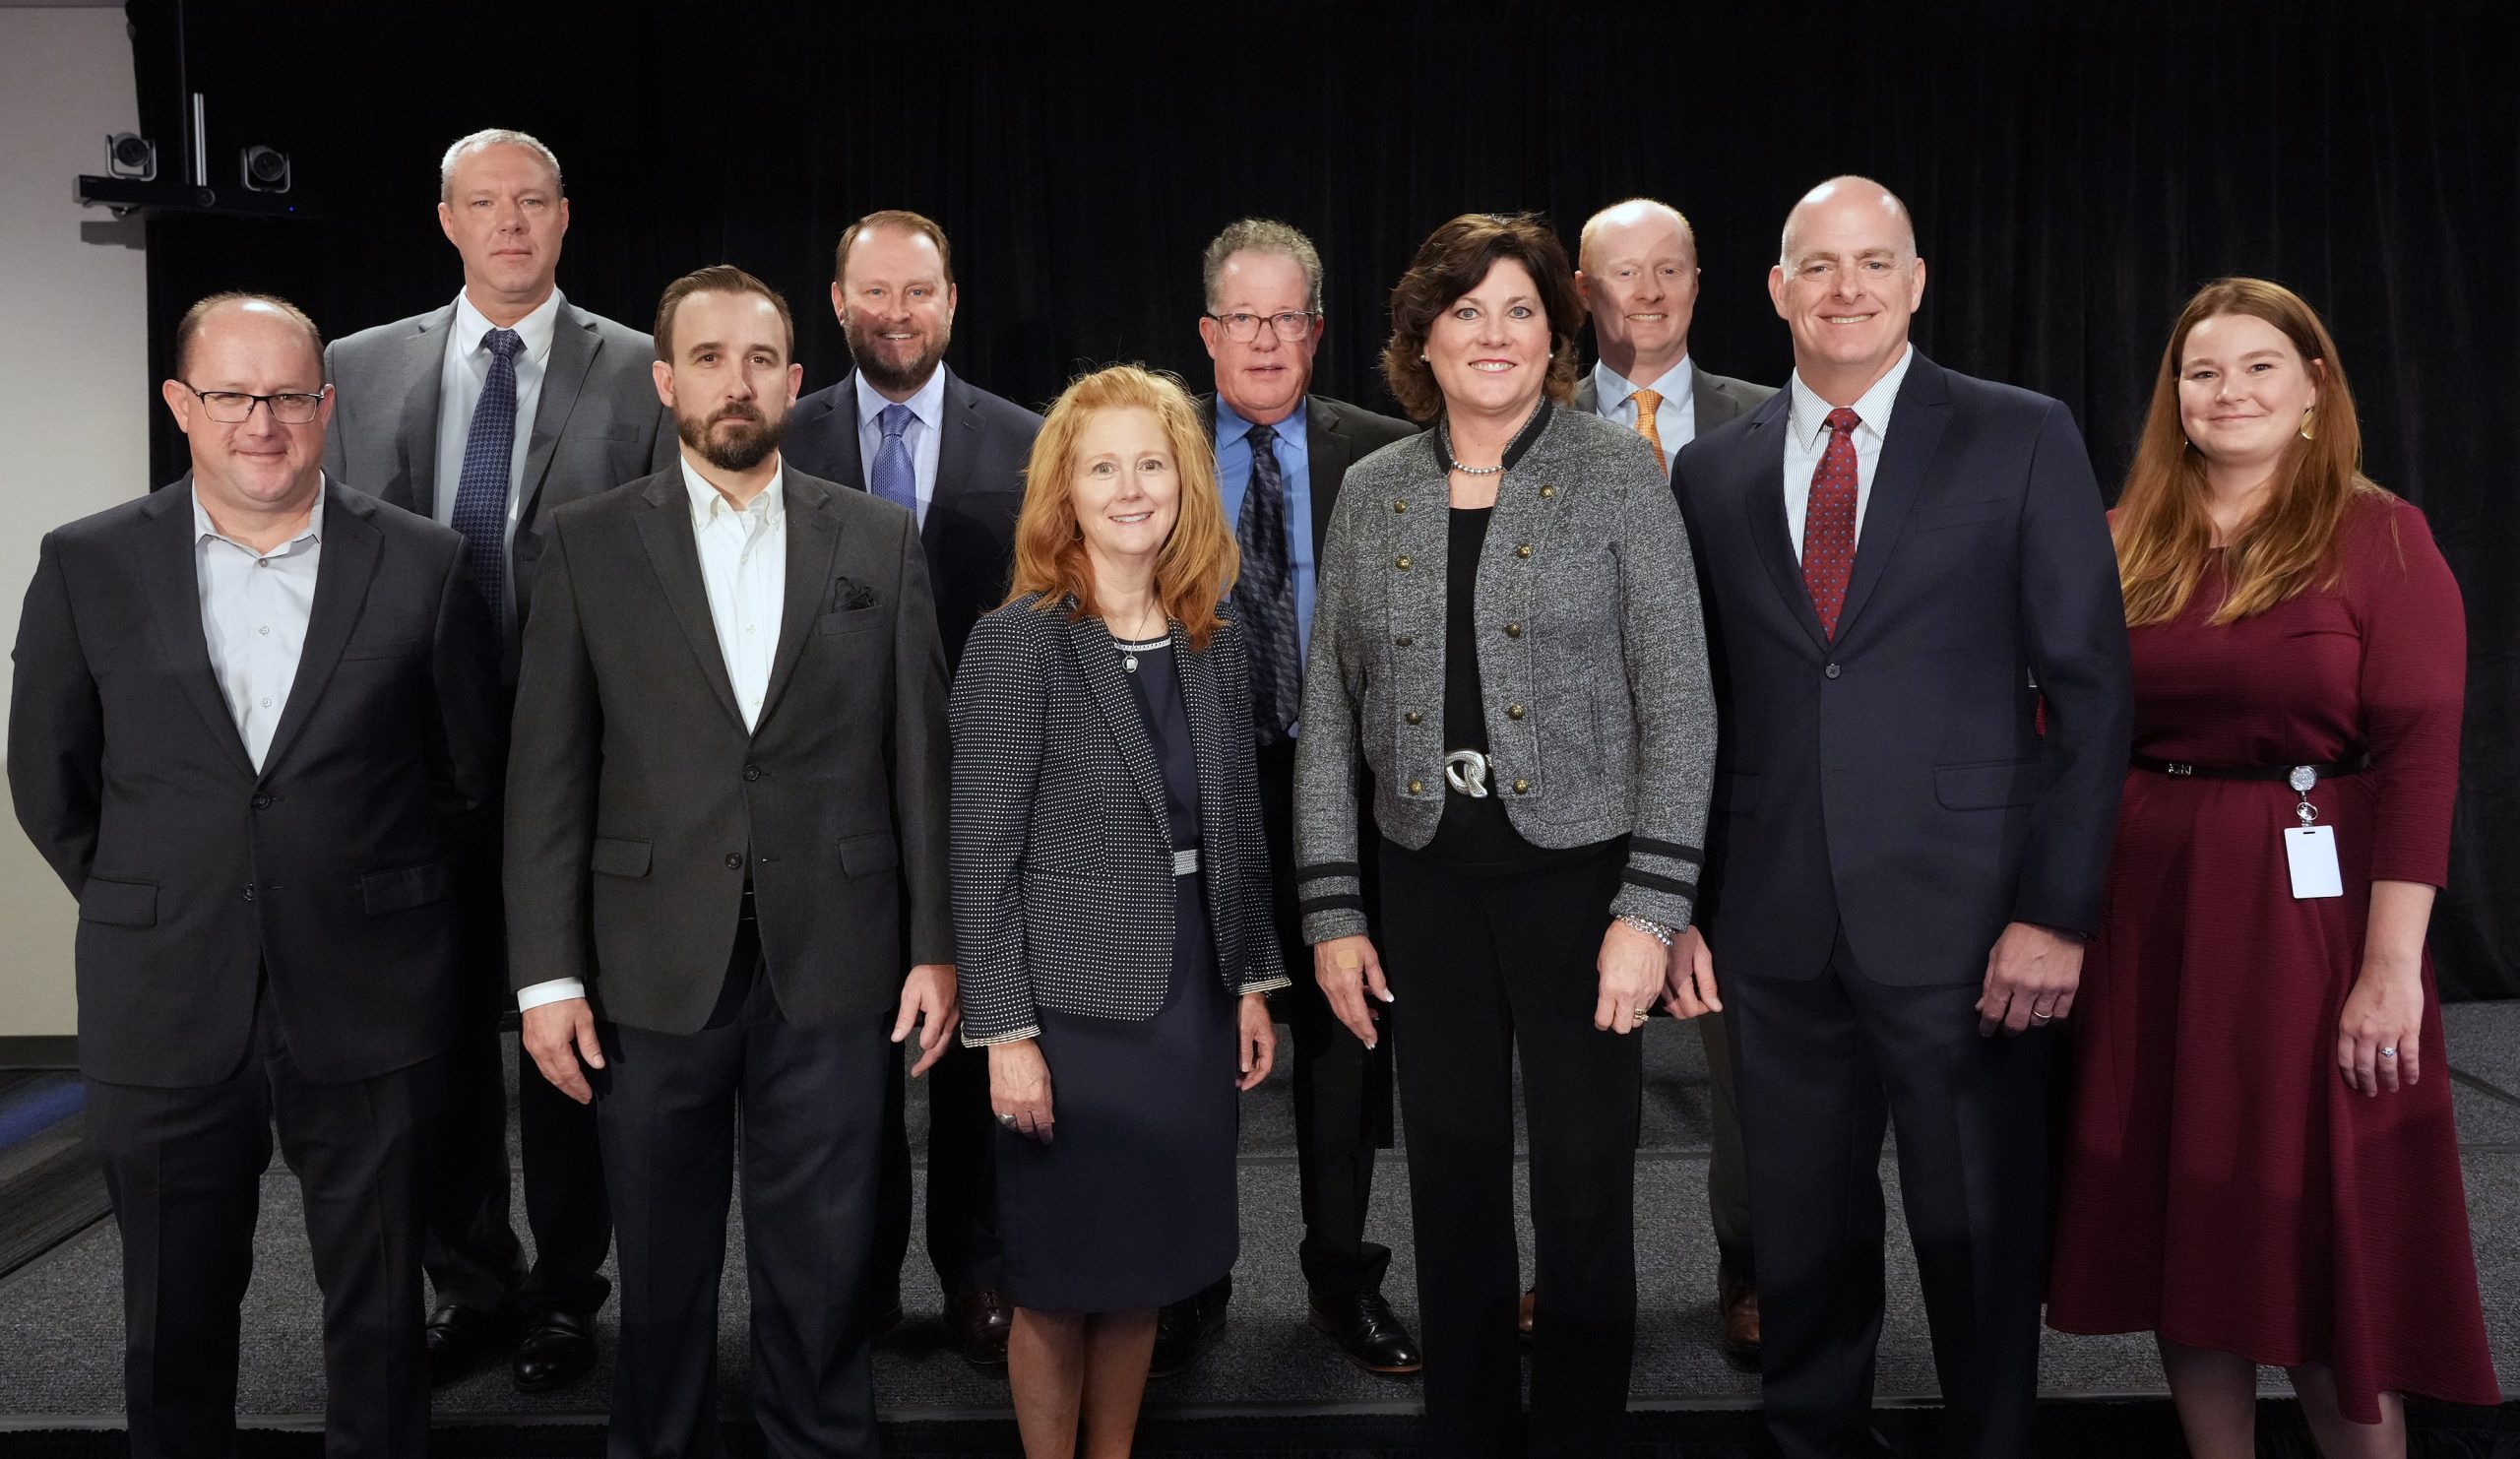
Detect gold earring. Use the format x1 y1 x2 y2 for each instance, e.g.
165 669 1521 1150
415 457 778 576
2300 408 2316 442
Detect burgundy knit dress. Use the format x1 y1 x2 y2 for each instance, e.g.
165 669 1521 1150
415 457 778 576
2046 496 2499 1423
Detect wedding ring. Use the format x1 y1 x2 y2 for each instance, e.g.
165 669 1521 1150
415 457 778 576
2379 1047 2397 1058
996 1112 1017 1126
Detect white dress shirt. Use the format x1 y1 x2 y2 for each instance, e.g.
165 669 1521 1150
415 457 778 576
434 287 563 638
517 454 790 1015
1591 354 1698 453
1782 345 1916 559
194 483 324 772
851 366 946 528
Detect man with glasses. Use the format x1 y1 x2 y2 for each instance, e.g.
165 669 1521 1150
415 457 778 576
322 127 672 1394
784 209 1043 1364
10 292 504 1459
1153 219 1421 1378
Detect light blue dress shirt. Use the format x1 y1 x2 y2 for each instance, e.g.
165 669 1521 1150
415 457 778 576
1590 354 1697 455
1214 395 1316 659
853 366 947 529
193 482 325 772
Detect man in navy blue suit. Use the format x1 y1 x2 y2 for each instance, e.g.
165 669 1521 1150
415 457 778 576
1667 177 2131 1459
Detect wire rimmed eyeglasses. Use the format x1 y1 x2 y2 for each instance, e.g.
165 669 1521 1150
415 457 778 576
180 384 329 424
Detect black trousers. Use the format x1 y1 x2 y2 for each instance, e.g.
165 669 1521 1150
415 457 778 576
870 1025 1000 1308
596 927 889 1459
1259 738 1395 1295
1379 838 1640 1459
85 985 440 1459
423 1015 612 1316
1726 928 2055 1459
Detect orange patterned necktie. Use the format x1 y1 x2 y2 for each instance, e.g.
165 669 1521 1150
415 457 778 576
1629 388 1666 472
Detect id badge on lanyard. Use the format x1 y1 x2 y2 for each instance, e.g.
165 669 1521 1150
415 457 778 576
2282 764 2343 899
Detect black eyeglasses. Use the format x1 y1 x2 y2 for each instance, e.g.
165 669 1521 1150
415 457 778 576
1207 311 1316 344
180 384 329 424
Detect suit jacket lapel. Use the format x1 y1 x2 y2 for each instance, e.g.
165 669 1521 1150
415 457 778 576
261 485 381 779
756 476 842 729
1738 392 1832 654
520 304 598 527
1302 396 1354 562
136 481 256 777
924 369 977 554
394 307 455 516
1832 355 1953 645
824 372 869 489
1069 611 1169 837
633 476 745 729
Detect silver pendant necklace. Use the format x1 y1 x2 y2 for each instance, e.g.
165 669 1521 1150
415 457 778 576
1113 611 1165 673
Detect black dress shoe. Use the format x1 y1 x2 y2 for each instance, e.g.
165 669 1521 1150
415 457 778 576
425 1302 509 1388
1148 1275 1231 1378
1716 1260 1761 1369
1308 1290 1422 1374
512 1307 598 1393
952 1289 1013 1366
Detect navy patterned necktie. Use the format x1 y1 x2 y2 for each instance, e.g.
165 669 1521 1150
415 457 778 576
871 403 918 516
1234 421 1301 745
450 327 524 611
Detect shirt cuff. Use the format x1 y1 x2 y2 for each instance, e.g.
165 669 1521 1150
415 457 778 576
517 978 587 1012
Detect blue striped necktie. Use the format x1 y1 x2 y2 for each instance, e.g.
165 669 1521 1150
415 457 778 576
450 327 523 611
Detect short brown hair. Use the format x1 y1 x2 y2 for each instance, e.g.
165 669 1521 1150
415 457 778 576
173 291 323 378
1381 213 1583 422
833 210 954 286
1005 364 1238 652
654 264 794 361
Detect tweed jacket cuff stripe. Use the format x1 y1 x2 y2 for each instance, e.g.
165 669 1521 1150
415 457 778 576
1293 860 1362 883
1621 867 1699 897
960 1022 1042 1047
1627 836 1705 866
1299 892 1368 916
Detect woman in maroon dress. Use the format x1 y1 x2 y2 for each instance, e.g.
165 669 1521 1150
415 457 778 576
2047 278 2499 1456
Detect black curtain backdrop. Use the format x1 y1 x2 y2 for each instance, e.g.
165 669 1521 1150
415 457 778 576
126 1 2518 997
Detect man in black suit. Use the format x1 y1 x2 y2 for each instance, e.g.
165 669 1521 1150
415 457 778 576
9 293 504 1459
782 209 1042 1364
1565 195 1775 1364
1155 219 1422 1378
505 266 957 1459
322 126 672 1392
1668 178 2131 1458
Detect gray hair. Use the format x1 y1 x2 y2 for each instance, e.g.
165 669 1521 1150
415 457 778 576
439 128 564 205
1201 219 1324 314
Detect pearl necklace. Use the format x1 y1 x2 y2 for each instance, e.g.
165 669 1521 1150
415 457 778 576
1439 421 1507 476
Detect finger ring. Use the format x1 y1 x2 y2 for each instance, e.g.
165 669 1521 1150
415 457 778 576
1633 1007 1653 1018
996 1112 1017 1126
2379 1047 2397 1058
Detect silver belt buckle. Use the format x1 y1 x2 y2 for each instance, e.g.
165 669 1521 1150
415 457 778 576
1443 749 1491 798
1172 848 1200 876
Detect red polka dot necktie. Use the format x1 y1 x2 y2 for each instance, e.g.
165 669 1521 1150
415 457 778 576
1801 407 1861 638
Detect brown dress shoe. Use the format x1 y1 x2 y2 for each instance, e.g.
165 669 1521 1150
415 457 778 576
1517 1286 1536 1345
1717 1261 1761 1367
953 1289 1012 1366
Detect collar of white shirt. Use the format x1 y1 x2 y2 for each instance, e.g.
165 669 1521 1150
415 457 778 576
451 286 564 366
1787 344 1915 452
1592 354 1695 417
852 363 947 436
193 476 327 551
681 455 786 529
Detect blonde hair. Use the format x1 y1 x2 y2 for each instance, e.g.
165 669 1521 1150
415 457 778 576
2113 278 2390 626
1006 365 1238 650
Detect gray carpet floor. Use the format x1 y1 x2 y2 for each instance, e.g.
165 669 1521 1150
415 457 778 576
3 1003 2513 1424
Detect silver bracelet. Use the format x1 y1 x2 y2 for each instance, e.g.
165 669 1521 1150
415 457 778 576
1615 914 1674 947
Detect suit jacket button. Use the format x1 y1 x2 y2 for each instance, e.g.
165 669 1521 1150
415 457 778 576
743 764 763 782
724 852 744 870
1503 622 1522 639
1824 663 1842 679
252 793 273 809
1507 704 1525 720
1407 779 1424 794
1539 484 1556 499
1393 500 1408 514
1516 543 1533 558
1395 635 1414 647
1405 710 1422 725
1396 554 1413 570
1512 779 1530 794
241 885 255 903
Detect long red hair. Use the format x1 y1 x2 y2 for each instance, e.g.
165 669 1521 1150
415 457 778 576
2113 277 2391 626
1005 364 1238 650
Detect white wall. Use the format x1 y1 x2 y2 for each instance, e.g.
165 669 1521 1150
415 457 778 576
0 7 151 1037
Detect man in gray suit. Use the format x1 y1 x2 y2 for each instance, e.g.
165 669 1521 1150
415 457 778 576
320 127 671 1393
506 265 956 1459
1565 195 1775 1364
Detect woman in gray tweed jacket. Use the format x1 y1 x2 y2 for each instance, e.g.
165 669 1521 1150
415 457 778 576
1292 214 1715 1457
